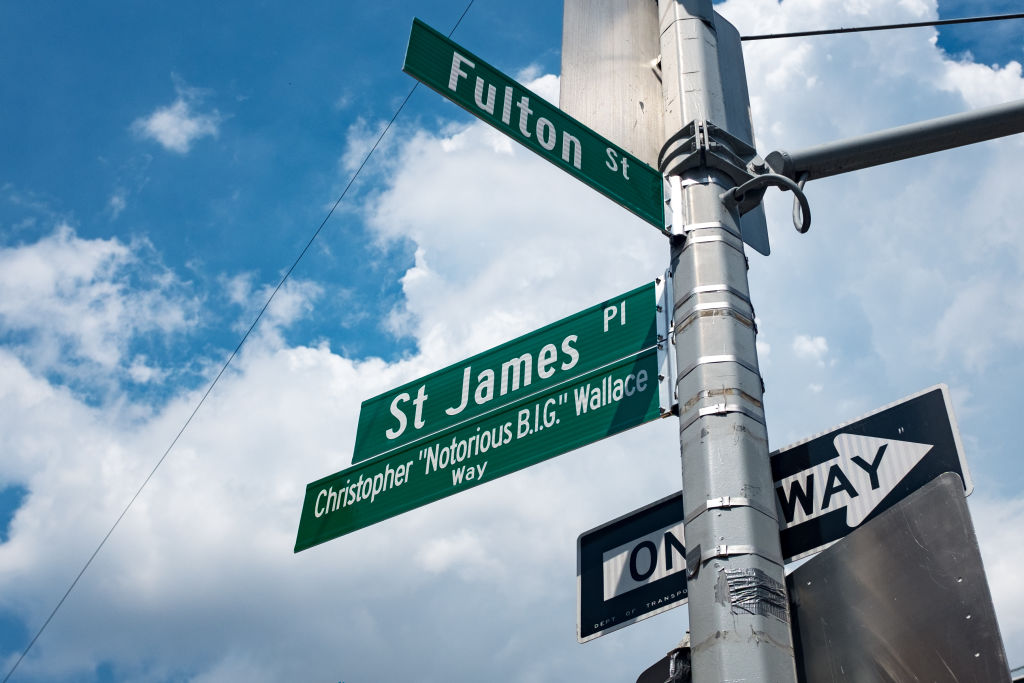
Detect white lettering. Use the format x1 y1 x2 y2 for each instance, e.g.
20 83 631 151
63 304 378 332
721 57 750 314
448 52 474 91
385 392 410 439
446 368 471 416
412 384 428 429
473 77 496 114
562 132 582 169
536 117 556 150
561 335 580 371
500 353 533 395
501 86 513 125
516 96 533 138
603 305 617 332
605 147 619 172
536 343 558 379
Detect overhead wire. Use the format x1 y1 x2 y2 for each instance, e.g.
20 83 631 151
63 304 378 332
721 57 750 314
742 12 1024 40
0 2 476 681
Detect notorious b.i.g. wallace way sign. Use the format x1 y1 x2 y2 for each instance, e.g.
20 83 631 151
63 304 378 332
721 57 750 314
295 281 671 552
402 18 664 229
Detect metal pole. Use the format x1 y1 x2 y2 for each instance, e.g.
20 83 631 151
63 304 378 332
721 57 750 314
658 1 798 681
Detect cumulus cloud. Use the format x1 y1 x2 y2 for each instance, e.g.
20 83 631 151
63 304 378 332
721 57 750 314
0 225 196 384
132 82 221 154
792 334 829 366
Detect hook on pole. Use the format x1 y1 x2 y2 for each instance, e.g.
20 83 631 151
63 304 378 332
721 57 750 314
722 172 811 234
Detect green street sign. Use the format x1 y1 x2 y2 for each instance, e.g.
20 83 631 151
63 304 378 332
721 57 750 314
352 280 662 465
295 347 664 552
403 18 664 229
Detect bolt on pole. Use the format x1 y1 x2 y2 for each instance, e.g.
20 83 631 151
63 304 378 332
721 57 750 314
658 1 798 681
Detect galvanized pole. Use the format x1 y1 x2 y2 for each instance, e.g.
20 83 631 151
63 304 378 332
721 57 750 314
658 1 798 681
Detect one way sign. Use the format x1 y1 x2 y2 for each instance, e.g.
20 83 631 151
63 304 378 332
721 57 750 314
577 384 972 641
774 383 972 562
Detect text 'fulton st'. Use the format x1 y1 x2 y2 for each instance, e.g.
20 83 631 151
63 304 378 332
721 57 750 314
313 363 653 521
401 19 663 232
446 53 634 180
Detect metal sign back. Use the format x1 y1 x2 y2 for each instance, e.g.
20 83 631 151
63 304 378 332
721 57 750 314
788 472 1010 682
562 3 769 254
560 0 663 168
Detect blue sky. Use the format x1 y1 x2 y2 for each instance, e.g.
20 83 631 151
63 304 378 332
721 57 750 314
1 0 1023 681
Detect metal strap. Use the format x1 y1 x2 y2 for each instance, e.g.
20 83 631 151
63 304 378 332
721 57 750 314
674 283 752 311
684 496 778 525
676 354 760 384
679 219 742 240
674 302 755 335
682 233 745 256
678 401 766 432
686 543 783 579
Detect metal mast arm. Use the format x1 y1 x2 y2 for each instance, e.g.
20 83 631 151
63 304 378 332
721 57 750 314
766 98 1024 181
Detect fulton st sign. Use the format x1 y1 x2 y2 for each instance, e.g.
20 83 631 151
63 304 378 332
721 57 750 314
402 19 664 229
295 281 671 552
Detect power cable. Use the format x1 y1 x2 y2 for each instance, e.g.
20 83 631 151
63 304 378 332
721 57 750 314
0 2 476 681
742 12 1024 41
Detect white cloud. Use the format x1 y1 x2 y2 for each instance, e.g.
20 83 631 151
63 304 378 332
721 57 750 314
972 495 1024 652
132 86 221 154
220 273 323 348
107 191 126 219
127 355 167 384
792 334 829 366
0 225 196 380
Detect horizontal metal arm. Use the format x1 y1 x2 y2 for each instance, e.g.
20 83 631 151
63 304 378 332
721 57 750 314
765 98 1024 181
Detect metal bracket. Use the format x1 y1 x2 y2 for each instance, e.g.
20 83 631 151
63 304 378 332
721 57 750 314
685 543 782 579
674 282 751 310
678 401 766 432
658 119 764 216
681 232 745 256
676 354 760 385
674 301 756 337
684 496 777 525
656 272 678 414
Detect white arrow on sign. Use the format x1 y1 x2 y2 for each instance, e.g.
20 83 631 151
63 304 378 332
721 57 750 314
775 434 933 529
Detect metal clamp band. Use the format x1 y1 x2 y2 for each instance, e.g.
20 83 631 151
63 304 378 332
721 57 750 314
678 220 743 240
674 302 756 335
682 235 745 257
686 543 783 579
674 284 752 312
684 496 778 525
676 354 760 385
678 401 766 432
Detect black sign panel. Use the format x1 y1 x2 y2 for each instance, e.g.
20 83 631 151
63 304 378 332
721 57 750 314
577 385 971 641
577 493 687 642
773 384 971 562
